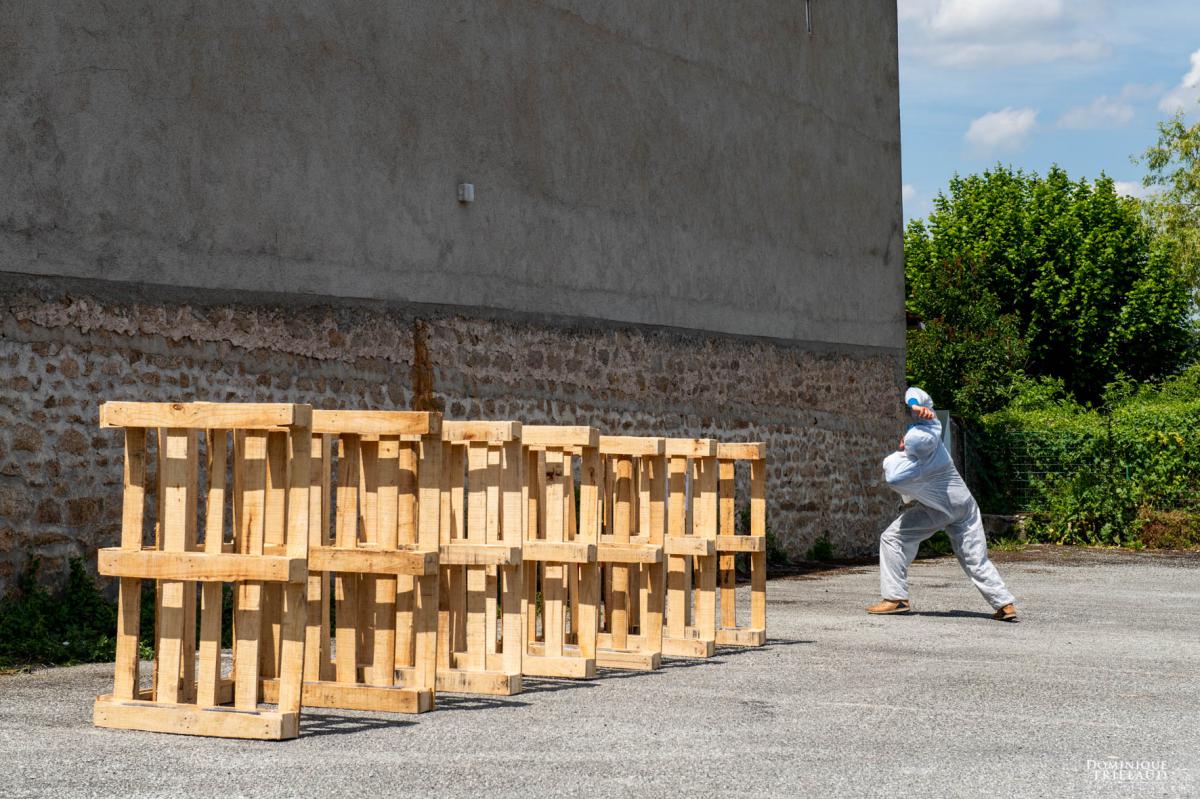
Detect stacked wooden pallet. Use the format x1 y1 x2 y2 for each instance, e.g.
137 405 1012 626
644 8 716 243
91 402 768 740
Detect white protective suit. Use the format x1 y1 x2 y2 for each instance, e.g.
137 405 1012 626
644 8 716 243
879 387 1015 610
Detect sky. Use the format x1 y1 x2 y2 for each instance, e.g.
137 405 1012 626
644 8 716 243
898 0 1200 222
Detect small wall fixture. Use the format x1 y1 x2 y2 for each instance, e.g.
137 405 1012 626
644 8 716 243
457 183 475 204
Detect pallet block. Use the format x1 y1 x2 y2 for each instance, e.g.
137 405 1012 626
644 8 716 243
259 410 443 714
427 421 524 695
662 438 719 658
595 436 666 671
715 443 768 647
520 426 600 679
93 402 312 740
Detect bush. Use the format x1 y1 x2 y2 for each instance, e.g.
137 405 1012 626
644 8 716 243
971 366 1200 546
0 557 118 670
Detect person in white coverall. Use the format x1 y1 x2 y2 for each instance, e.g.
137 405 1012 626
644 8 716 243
866 387 1017 621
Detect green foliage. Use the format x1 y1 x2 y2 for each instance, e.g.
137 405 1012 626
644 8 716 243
1138 109 1200 306
906 165 1192 409
804 534 834 562
972 365 1200 546
905 256 1029 417
0 558 117 670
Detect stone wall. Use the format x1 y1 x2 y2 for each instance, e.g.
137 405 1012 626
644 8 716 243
0 275 904 594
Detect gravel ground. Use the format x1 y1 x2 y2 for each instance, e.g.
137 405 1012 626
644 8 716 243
1 548 1197 798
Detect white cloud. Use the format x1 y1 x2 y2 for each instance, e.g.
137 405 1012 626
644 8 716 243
1159 48 1200 114
899 0 1110 69
965 107 1038 153
1113 180 1154 199
929 0 1064 37
902 184 916 203
1057 95 1134 129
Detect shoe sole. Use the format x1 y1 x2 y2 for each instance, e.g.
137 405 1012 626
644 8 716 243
866 606 911 615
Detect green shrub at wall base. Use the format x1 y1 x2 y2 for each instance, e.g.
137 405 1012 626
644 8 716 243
971 368 1200 546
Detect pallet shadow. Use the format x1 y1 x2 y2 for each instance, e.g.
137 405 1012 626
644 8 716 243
514 678 597 696
300 712 418 738
434 693 533 712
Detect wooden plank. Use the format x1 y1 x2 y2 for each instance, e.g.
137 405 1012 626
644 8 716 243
112 427 147 701
665 455 688 641
258 432 289 682
99 549 304 583
596 649 660 671
750 457 767 635
394 442 418 668
576 447 600 661
333 435 360 686
521 425 598 449
542 449 566 657
693 456 718 645
664 438 717 458
523 540 595 563
412 436 442 694
499 439 524 676
609 456 633 651
520 653 595 679
196 430 227 708
369 437 401 687
715 535 766 553
438 543 521 566
663 537 715 557
275 423 312 716
154 428 195 705
100 402 308 431
233 430 268 710
308 546 436 576
442 420 521 443
598 436 665 458
355 440 379 671
719 458 738 631
462 443 489 672
93 697 297 740
311 409 439 437
660 637 715 659
716 442 766 461
596 543 662 564
305 434 332 683
716 627 767 647
260 679 433 714
642 454 666 655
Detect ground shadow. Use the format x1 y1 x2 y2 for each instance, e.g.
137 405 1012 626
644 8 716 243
434 693 533 712
909 609 1005 621
300 712 418 738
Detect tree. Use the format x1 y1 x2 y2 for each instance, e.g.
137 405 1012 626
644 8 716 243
905 165 1191 412
1139 109 1200 306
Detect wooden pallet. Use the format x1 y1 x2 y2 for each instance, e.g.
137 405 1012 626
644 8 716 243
93 402 312 740
520 426 601 679
715 443 768 647
595 436 666 670
427 421 524 695
259 410 443 713
661 438 719 658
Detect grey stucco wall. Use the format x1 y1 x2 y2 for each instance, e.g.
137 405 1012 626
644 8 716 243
0 0 904 349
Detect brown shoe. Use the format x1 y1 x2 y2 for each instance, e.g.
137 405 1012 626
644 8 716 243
866 598 911 615
993 603 1017 621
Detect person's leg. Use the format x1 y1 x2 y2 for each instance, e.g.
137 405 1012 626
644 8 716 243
946 501 1016 611
879 505 951 602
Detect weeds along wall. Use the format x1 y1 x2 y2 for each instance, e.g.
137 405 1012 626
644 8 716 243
0 276 904 594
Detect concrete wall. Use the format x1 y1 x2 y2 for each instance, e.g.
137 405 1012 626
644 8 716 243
0 0 904 347
0 2 906 593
